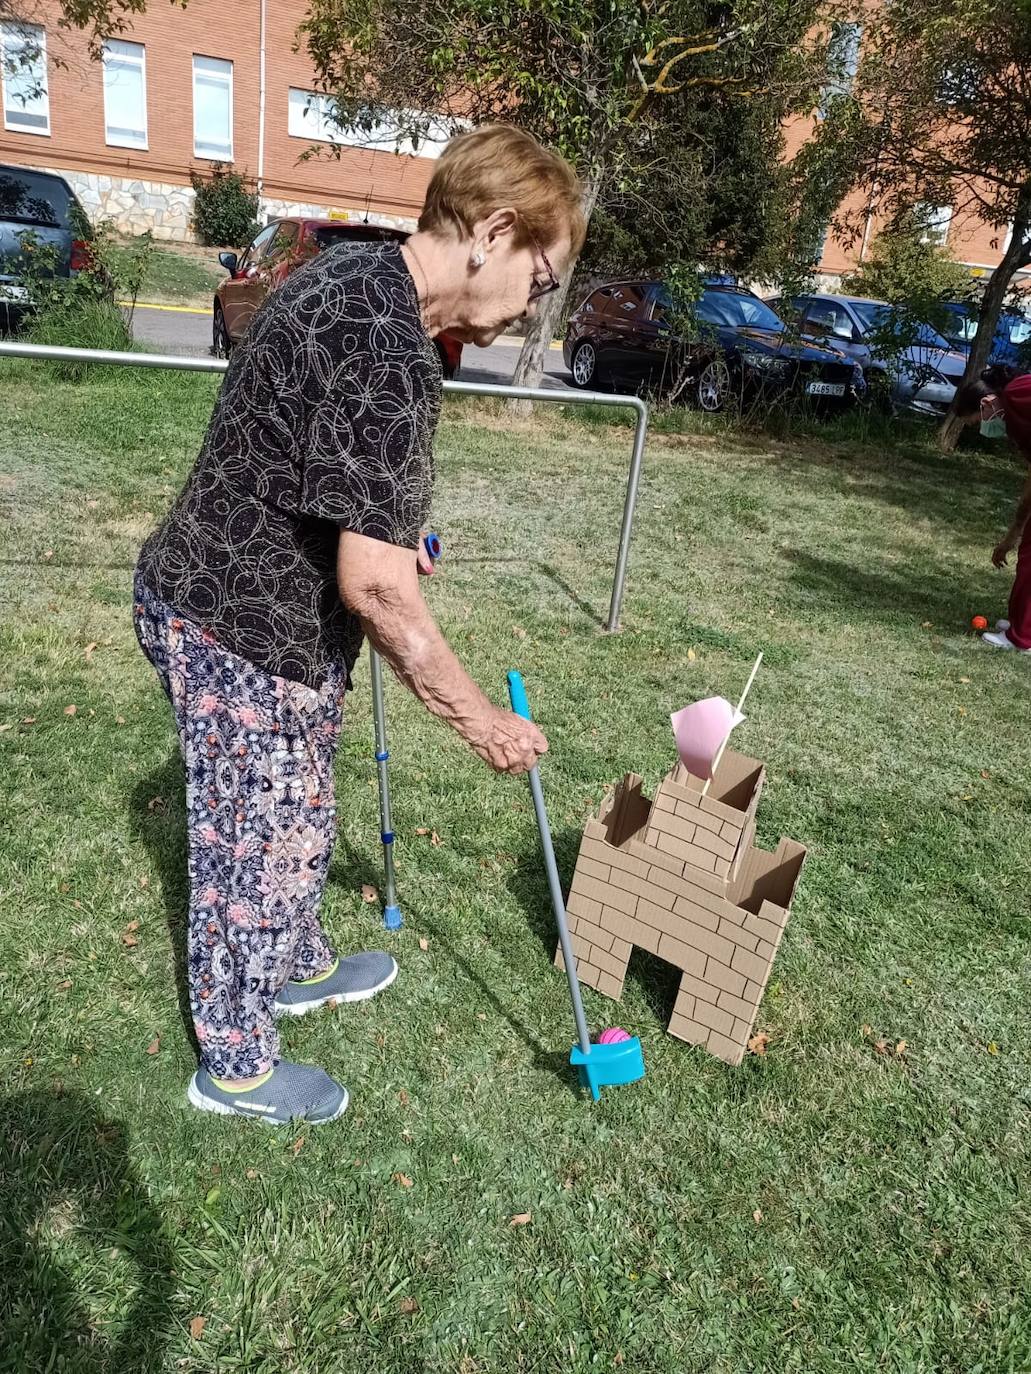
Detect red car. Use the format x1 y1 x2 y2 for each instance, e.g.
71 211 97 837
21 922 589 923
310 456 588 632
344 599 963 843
213 217 462 377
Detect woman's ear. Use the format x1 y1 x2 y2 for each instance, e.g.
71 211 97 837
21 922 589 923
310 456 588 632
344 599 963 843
479 207 518 249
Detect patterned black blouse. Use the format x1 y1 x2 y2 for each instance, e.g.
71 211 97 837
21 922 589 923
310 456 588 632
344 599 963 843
137 241 441 688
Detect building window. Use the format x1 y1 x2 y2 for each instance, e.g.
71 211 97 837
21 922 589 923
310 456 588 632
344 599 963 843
818 21 861 119
1 23 50 136
916 203 953 247
287 89 452 158
102 39 147 150
193 55 233 161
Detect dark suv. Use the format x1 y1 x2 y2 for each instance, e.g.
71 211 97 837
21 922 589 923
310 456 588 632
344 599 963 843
563 280 863 410
0 164 91 330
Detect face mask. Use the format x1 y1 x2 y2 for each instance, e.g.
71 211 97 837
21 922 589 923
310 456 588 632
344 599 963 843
979 394 1006 438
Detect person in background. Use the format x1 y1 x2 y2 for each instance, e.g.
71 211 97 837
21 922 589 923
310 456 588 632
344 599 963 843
133 125 586 1126
955 364 1031 653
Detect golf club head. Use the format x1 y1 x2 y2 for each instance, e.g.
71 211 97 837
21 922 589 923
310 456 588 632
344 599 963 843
570 1037 645 1102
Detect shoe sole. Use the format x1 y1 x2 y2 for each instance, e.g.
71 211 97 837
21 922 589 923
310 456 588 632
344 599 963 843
273 956 399 1018
186 1074 349 1125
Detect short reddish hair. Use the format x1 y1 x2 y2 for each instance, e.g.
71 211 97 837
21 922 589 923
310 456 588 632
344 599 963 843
419 124 586 254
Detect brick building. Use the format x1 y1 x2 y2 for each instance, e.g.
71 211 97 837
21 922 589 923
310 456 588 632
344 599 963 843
0 0 445 241
783 19 1028 293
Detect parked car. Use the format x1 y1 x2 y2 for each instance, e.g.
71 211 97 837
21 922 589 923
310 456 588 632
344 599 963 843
939 301 1031 366
0 164 91 330
769 292 969 418
563 280 864 411
212 217 463 377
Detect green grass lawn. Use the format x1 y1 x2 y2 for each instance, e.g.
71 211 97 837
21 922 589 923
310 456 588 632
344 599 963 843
1 364 1030 1373
111 238 224 308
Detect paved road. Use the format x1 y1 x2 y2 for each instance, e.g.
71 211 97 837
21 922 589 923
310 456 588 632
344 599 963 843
129 303 575 391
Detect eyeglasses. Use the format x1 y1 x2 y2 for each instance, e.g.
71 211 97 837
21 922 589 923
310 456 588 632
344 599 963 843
527 233 560 303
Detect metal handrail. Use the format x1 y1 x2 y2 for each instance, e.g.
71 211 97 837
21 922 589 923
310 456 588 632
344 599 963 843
0 339 648 630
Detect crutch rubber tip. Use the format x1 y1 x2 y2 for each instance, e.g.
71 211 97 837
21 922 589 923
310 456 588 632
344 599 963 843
383 905 403 930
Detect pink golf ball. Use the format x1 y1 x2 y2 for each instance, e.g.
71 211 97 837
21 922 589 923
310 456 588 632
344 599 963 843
597 1026 632 1045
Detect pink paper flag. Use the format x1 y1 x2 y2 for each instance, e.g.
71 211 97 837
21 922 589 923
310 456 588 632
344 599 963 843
670 696 744 780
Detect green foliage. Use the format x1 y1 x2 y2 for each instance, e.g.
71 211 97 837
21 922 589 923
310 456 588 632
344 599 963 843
3 213 151 376
189 165 259 248
841 214 974 321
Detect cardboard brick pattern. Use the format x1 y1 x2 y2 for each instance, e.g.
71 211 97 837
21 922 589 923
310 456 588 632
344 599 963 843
556 757 805 1067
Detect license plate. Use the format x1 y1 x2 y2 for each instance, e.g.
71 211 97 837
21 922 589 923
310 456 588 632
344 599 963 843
807 380 845 397
0 283 29 302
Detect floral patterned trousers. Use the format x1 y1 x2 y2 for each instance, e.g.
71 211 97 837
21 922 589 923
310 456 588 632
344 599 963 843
133 574 347 1079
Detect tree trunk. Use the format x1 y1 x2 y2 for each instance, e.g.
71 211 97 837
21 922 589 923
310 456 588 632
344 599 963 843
508 164 604 414
938 198 1031 452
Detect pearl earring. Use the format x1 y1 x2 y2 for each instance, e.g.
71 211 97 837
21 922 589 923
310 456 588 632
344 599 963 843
472 250 485 267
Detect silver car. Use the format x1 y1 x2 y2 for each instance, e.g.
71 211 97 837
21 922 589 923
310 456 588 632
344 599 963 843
769 292 969 417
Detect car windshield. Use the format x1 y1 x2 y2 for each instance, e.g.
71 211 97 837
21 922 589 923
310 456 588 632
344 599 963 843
654 287 784 331
0 169 71 227
851 301 952 349
696 290 785 331
312 225 406 251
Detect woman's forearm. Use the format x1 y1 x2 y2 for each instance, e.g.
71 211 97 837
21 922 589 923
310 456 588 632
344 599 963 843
358 589 494 744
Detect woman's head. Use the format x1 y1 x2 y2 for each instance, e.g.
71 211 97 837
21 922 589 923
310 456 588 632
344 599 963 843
415 125 586 345
955 363 1023 418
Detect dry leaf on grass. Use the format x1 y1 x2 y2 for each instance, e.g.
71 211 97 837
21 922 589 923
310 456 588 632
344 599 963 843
873 1039 890 1055
613 1353 625 1368
360 884 379 904
292 1136 305 1157
21 716 36 725
63 704 77 717
146 1037 160 1055
189 1316 206 1340
147 796 165 813
399 1297 420 1315
415 827 430 836
43 549 53 560
430 831 442 847
687 648 697 662
84 642 98 663
121 920 140 948
85 499 99 510
115 716 126 725
752 1209 763 1224
245 1169 258 1179
509 1212 532 1226
394 1172 414 1188
398 1088 409 1107
0 724 11 734
747 1031 771 1056
895 1040 907 1058
57 979 72 991
418 937 429 952
513 626 528 640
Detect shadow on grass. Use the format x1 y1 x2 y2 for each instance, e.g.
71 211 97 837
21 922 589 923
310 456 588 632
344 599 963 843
128 752 196 1062
326 840 581 1097
783 547 985 629
446 555 607 628
0 1090 175 1371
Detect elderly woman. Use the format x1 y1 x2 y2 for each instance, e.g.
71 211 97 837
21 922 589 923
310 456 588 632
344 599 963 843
956 364 1031 654
133 125 586 1125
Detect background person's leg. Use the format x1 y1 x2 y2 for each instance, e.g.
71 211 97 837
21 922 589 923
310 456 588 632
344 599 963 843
1006 526 1031 650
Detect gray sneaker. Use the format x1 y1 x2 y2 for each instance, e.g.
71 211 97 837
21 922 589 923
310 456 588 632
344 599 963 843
187 1061 349 1125
274 951 398 1018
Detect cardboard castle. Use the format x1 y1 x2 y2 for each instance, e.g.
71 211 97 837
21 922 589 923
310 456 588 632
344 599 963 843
557 749 805 1066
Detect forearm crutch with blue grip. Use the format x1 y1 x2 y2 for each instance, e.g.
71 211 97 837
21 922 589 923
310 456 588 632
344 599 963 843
370 532 442 930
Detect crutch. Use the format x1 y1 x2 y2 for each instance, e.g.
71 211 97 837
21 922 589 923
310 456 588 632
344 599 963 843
370 532 442 930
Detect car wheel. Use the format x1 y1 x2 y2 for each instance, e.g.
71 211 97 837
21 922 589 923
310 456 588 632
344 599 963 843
697 357 732 412
571 340 599 389
212 304 232 359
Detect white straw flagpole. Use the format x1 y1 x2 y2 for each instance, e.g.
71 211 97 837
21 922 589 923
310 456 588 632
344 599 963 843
702 652 763 797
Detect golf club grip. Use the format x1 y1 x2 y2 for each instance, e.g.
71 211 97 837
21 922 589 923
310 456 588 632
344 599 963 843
507 670 531 720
